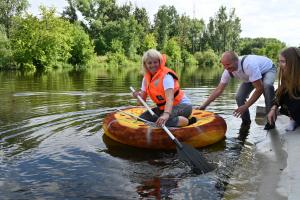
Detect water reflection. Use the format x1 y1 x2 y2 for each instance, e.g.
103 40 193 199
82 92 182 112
137 177 178 199
237 124 251 143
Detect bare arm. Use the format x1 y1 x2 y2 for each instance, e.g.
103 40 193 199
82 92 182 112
246 79 264 107
267 105 278 124
163 88 174 114
233 79 264 117
156 88 174 126
156 88 173 126
199 82 227 109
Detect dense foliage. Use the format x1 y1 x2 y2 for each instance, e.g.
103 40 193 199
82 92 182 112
0 0 292 70
9 7 94 69
0 0 28 38
239 38 286 62
0 25 13 69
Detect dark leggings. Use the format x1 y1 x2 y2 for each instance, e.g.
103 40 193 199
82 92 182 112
279 94 300 125
139 103 193 127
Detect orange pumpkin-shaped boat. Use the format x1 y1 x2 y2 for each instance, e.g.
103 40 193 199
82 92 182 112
103 107 227 150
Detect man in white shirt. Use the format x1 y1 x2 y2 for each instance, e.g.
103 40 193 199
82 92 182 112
198 51 277 130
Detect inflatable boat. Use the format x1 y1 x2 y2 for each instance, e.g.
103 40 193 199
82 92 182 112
103 107 227 150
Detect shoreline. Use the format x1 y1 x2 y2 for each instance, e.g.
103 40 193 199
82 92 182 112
224 113 300 199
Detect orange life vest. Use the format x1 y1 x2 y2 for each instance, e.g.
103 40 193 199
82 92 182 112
144 54 184 110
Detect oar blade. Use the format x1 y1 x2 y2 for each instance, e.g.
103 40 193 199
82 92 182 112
177 143 214 174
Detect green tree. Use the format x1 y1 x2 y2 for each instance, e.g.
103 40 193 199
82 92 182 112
0 0 28 38
11 7 94 69
95 20 118 55
181 49 197 66
177 15 192 52
71 0 118 44
190 18 205 52
68 24 95 66
153 5 180 50
0 24 13 68
100 16 142 59
239 37 285 62
134 7 151 54
110 39 124 54
112 2 133 20
201 6 241 53
176 15 205 53
141 33 157 53
239 37 263 55
194 49 219 68
163 37 181 66
62 0 78 23
133 7 150 32
74 0 117 22
69 0 147 57
201 18 216 52
119 16 142 59
106 39 127 66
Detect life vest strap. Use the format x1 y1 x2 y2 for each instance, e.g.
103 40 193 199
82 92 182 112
156 90 180 107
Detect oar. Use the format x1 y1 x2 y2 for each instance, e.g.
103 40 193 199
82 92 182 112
130 86 214 174
116 108 156 125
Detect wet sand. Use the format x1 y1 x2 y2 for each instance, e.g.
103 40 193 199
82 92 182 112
224 114 300 200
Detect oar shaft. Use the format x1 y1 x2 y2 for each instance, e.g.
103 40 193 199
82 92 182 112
130 87 176 141
115 108 154 124
130 87 155 116
162 125 176 140
130 86 213 174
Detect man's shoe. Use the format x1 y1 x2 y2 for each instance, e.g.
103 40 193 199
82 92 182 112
188 117 197 125
264 122 275 130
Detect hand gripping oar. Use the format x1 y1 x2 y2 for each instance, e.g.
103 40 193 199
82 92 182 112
130 86 214 174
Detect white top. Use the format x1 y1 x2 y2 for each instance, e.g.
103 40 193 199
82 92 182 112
220 55 273 84
141 74 191 104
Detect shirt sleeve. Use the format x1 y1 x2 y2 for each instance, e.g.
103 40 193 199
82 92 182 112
163 74 175 90
220 70 231 84
141 77 146 91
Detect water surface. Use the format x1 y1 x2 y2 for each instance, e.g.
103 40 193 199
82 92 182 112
0 66 267 199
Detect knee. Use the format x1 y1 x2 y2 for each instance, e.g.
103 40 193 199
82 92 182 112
181 104 193 117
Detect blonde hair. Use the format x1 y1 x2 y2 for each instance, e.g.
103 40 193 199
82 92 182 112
277 47 300 99
141 49 162 74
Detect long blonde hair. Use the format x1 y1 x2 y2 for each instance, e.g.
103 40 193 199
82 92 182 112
277 47 300 99
141 49 162 74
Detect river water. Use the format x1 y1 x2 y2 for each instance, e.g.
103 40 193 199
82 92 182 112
0 66 267 199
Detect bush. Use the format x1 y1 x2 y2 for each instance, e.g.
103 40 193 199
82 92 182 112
0 26 14 69
140 33 157 54
194 49 219 68
105 39 128 66
163 37 182 66
181 49 197 66
10 7 95 69
11 9 72 69
68 24 95 66
106 52 128 66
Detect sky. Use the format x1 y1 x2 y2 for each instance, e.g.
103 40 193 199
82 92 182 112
28 0 300 46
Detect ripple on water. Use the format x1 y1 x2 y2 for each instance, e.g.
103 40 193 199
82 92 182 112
0 68 266 199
